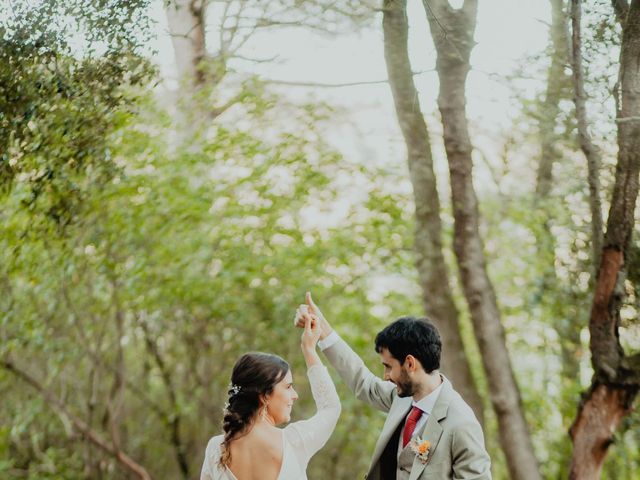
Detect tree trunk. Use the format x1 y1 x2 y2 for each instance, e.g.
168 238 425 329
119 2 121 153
569 1 640 477
536 0 570 200
165 0 208 143
381 0 484 423
535 0 582 390
569 0 604 268
165 0 207 87
421 1 541 478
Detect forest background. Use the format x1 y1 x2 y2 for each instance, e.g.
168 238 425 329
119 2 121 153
1 0 639 479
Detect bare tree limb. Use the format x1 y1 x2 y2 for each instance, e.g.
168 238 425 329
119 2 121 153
1 358 152 480
264 78 388 88
139 317 190 479
262 69 434 88
232 53 280 63
616 115 640 123
570 0 604 270
60 275 172 434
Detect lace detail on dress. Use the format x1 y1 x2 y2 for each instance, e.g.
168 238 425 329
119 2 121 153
201 435 234 480
307 364 335 410
283 364 341 470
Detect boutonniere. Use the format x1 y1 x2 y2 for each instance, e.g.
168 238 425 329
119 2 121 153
409 436 432 464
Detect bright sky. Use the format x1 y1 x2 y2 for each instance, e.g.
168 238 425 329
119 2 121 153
149 0 551 188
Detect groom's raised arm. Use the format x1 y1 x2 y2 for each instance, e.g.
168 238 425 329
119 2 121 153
295 293 395 413
321 334 396 413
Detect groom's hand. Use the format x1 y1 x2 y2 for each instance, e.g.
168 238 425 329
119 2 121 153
300 312 322 351
294 292 333 340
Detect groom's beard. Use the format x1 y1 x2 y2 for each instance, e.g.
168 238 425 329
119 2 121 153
394 369 415 398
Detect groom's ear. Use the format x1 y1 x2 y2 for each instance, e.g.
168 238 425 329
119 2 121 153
405 355 416 372
405 354 422 373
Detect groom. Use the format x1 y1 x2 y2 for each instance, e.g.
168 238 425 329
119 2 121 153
295 293 491 480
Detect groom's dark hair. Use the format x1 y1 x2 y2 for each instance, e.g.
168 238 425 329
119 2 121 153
374 317 441 373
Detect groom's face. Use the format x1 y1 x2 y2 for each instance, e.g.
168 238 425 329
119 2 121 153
379 348 414 398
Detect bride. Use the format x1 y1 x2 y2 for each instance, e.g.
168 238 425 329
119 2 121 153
200 312 341 480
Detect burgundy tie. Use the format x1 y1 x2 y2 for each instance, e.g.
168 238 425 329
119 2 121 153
402 406 423 447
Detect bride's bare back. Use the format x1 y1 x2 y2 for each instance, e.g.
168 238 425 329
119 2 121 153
227 426 283 480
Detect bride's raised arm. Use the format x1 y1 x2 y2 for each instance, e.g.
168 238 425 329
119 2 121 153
284 313 341 469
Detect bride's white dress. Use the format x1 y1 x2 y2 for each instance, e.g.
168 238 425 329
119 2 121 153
200 365 341 480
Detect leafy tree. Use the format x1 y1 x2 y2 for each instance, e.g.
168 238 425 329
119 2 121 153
0 0 154 226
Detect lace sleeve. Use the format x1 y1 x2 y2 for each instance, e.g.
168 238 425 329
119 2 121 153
200 435 224 480
284 364 341 469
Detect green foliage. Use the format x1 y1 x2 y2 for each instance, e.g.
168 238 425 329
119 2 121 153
1 87 421 477
1 1 638 479
0 0 154 226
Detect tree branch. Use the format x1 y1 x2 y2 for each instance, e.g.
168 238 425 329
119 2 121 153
139 318 190 478
262 69 434 88
570 0 604 270
1 358 152 480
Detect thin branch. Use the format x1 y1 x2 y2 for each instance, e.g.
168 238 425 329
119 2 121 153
2 358 152 480
219 0 232 55
251 18 338 33
209 90 245 119
616 116 640 123
222 1 249 54
232 53 280 64
139 318 190 478
264 78 388 88
60 279 170 428
262 69 434 88
570 0 604 270
105 261 126 452
166 22 202 41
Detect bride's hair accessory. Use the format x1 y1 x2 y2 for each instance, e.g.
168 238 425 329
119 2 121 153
223 384 242 410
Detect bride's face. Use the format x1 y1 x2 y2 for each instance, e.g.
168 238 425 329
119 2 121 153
266 370 298 425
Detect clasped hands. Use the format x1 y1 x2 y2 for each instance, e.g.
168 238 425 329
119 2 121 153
295 292 333 351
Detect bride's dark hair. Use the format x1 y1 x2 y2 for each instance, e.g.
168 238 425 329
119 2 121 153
218 352 290 467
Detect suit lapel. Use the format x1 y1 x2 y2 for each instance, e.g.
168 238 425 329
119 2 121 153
370 396 412 470
408 376 452 480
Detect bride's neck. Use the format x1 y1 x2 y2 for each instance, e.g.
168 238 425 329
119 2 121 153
253 416 278 430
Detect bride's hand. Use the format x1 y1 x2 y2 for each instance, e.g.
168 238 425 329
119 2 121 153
300 312 321 352
294 292 333 340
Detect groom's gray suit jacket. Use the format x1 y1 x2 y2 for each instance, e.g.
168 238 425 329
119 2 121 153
323 336 491 480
